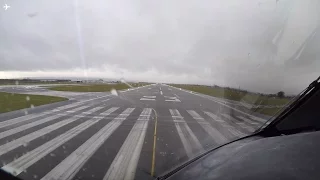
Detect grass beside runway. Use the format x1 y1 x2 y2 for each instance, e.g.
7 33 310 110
49 83 129 92
251 107 285 116
0 92 68 113
170 84 292 116
48 83 150 92
130 82 151 87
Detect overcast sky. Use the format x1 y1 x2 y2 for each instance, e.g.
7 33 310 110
0 0 319 94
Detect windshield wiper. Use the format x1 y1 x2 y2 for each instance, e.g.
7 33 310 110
259 75 320 132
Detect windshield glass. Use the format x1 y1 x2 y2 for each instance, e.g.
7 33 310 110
0 0 319 179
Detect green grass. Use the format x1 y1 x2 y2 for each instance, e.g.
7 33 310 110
171 84 292 116
251 107 285 116
49 82 150 92
0 92 68 113
49 83 134 92
0 82 74 86
130 82 150 87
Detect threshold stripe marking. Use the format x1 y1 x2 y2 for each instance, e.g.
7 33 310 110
204 111 242 138
0 102 83 129
104 108 152 180
0 106 103 156
1 107 119 176
0 106 93 140
170 109 203 158
221 114 255 132
187 110 227 144
237 116 260 126
41 108 135 180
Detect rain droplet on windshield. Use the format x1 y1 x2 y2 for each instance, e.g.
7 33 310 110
24 110 28 115
26 96 30 101
12 170 17 176
120 78 133 88
33 174 38 179
22 141 29 147
110 88 118 96
30 104 34 108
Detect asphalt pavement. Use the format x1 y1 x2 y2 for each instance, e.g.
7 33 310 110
0 84 268 180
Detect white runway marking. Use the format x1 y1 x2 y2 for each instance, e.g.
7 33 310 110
104 108 152 180
142 96 156 98
221 114 255 132
170 109 203 158
41 108 135 180
187 110 227 144
140 96 156 101
102 99 110 102
165 96 181 102
0 106 104 156
0 102 83 129
140 98 155 101
249 115 267 123
204 111 244 137
1 108 119 175
237 116 260 125
160 90 163 95
166 84 268 122
0 106 92 140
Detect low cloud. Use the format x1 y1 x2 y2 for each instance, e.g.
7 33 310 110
0 0 319 94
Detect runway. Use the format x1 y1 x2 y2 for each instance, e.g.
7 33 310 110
0 84 268 180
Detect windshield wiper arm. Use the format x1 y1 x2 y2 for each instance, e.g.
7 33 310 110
259 75 320 132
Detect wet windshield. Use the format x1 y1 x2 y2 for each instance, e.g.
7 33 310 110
0 0 319 179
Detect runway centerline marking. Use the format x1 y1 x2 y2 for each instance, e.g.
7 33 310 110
151 108 158 177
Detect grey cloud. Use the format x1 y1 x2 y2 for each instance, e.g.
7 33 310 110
27 12 38 18
0 0 319 94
